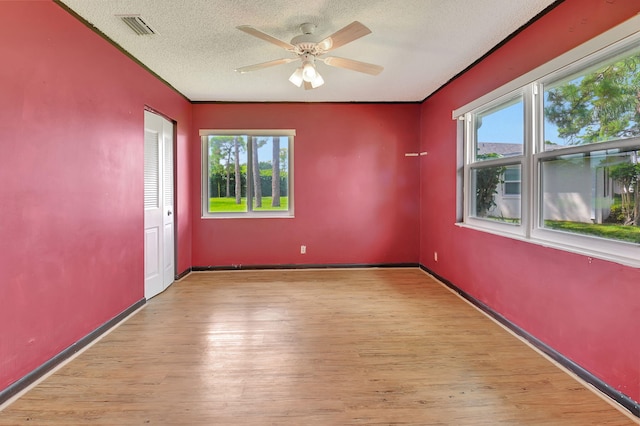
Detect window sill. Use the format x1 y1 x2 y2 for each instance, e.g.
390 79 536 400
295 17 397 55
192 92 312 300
454 222 640 268
202 213 295 219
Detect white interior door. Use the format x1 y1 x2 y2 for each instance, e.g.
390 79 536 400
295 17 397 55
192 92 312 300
162 120 175 286
144 110 175 299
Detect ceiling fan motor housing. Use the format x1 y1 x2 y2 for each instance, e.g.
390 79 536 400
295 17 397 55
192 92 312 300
290 22 319 49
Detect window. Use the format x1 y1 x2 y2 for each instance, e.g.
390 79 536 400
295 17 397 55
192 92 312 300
503 166 521 196
455 18 640 266
467 95 525 225
201 130 294 217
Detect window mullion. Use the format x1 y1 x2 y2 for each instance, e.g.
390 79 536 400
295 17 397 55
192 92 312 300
463 114 473 224
246 135 254 213
522 82 538 238
201 136 209 217
537 137 640 160
469 157 521 169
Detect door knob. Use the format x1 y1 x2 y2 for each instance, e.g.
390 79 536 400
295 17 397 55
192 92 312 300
167 211 172 216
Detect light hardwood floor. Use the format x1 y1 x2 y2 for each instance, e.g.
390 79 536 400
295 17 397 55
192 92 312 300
0 269 635 425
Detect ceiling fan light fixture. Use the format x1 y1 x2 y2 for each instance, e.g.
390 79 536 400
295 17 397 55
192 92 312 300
288 67 303 87
311 72 324 88
317 39 332 51
302 61 317 82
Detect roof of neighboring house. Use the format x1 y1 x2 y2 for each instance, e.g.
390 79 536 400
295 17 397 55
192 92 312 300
477 142 522 157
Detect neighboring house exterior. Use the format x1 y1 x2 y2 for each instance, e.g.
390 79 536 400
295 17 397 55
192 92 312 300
478 142 616 224
477 142 522 221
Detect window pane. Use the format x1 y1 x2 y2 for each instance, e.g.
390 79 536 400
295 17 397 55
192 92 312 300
475 96 524 161
207 135 248 213
250 136 289 212
541 148 640 244
471 164 521 223
544 49 640 149
504 182 521 196
504 167 520 181
503 166 521 196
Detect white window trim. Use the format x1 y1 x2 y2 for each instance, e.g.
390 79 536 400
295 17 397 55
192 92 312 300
454 16 640 268
200 129 295 219
462 85 533 237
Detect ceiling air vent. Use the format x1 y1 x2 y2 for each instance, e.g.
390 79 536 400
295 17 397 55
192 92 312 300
118 15 156 35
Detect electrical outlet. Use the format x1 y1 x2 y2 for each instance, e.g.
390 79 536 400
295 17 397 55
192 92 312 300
434 251 438 262
301 245 306 254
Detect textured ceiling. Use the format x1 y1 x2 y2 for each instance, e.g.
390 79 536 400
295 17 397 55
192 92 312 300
58 0 557 102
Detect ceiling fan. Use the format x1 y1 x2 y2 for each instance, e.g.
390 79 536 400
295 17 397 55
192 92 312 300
235 21 383 90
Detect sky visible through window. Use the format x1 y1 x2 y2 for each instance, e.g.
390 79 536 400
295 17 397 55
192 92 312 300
477 103 563 146
209 135 283 165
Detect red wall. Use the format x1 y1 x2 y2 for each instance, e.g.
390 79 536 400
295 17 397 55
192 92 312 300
1 0 638 411
419 0 640 402
191 103 420 267
0 1 192 391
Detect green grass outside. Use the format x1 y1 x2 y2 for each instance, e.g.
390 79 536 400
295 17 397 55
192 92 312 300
545 220 640 244
209 196 288 212
487 216 521 224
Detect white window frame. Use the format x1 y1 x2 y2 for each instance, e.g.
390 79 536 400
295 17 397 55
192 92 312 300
463 87 532 237
200 129 295 219
454 15 640 267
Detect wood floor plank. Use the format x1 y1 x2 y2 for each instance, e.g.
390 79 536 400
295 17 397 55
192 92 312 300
0 269 635 425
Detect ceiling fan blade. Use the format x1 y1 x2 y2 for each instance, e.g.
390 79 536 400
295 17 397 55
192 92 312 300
322 56 383 76
303 81 313 90
317 21 372 52
235 58 298 74
237 25 295 51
